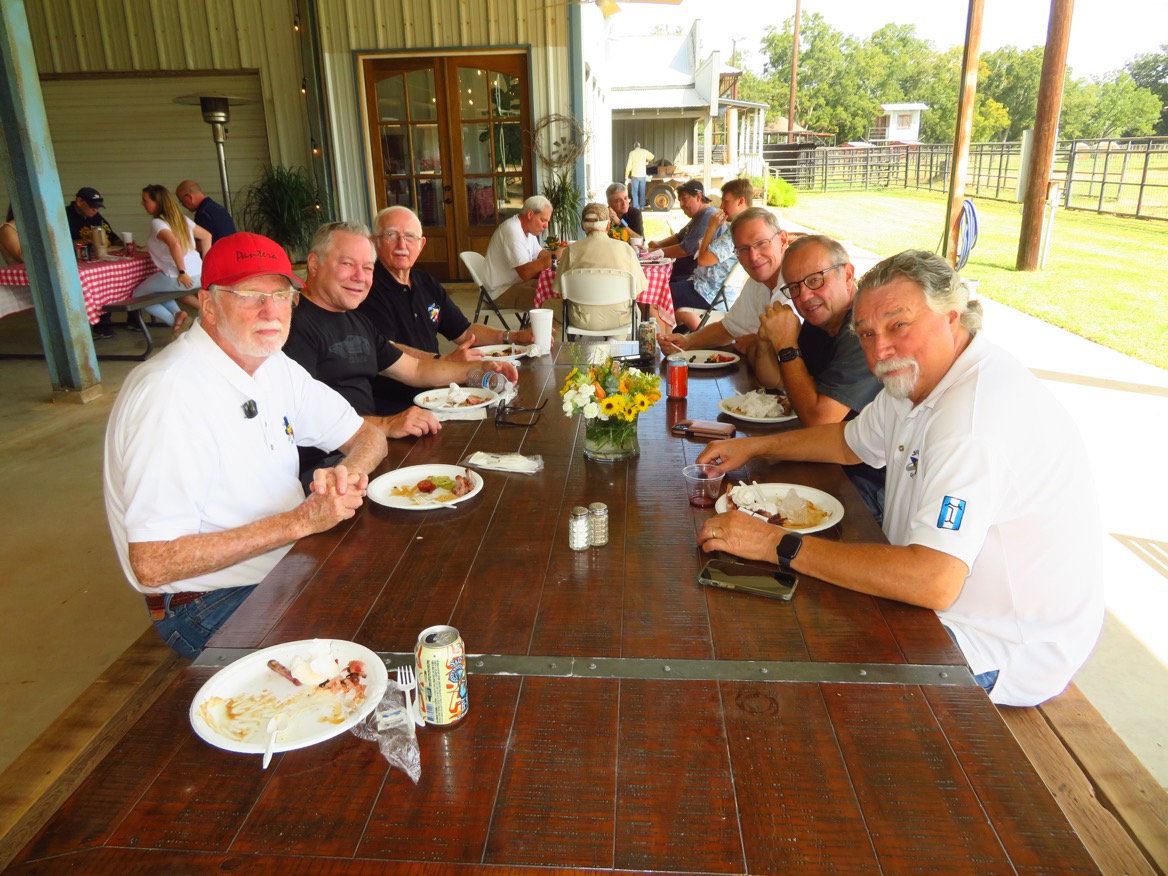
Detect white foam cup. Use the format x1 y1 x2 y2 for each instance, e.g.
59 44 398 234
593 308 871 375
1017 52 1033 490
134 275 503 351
529 308 553 353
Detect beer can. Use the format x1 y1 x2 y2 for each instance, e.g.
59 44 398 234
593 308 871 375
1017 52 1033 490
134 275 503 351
637 317 657 363
415 625 468 726
667 357 689 398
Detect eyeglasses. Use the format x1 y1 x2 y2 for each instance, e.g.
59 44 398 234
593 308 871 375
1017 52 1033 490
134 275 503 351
378 229 423 244
734 232 781 258
495 396 547 427
778 263 846 300
218 288 300 308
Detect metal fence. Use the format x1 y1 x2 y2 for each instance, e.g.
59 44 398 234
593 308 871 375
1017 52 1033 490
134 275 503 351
766 137 1168 221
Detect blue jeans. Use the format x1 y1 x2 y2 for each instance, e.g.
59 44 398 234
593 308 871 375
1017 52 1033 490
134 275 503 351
630 176 647 210
150 585 257 659
132 270 197 326
944 624 999 694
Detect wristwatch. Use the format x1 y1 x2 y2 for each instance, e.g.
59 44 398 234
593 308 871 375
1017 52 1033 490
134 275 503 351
503 330 511 344
778 347 802 364
776 532 803 571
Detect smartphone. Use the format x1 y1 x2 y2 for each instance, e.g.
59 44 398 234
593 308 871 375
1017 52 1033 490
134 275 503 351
698 559 798 601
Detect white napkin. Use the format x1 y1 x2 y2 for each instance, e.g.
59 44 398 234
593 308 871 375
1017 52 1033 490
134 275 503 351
463 451 543 474
432 408 488 422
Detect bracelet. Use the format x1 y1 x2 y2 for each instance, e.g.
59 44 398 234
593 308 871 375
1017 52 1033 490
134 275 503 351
503 331 511 344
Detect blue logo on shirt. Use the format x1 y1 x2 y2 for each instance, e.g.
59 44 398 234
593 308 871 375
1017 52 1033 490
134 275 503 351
283 416 295 444
937 496 966 530
906 449 919 478
428 303 440 324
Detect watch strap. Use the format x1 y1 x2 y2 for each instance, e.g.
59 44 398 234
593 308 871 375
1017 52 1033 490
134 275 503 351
776 532 803 570
778 347 802 364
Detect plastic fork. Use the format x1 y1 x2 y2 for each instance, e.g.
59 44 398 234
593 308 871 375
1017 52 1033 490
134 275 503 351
396 664 425 727
261 712 287 770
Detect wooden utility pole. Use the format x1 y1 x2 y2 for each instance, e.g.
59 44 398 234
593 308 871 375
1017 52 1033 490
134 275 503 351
1016 0 1074 271
942 0 984 266
788 0 800 143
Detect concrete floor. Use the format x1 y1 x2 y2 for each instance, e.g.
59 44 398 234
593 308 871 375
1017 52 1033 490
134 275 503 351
1 274 1165 792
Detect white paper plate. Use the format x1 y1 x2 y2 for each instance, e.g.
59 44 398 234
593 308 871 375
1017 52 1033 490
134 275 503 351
414 386 498 412
717 396 797 424
189 639 388 756
476 344 529 363
669 350 741 369
367 464 484 511
714 483 845 534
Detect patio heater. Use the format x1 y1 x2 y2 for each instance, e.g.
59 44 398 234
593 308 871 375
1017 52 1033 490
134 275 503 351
173 92 250 217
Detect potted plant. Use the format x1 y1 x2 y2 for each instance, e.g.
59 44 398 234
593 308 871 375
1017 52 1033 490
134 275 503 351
237 166 322 262
542 168 582 242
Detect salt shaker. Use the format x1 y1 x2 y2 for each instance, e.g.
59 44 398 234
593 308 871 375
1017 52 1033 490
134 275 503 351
568 506 591 551
588 502 609 546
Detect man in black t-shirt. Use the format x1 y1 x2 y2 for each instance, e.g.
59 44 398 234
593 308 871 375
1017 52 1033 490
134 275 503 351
176 180 237 242
358 205 534 413
284 222 518 474
605 182 644 238
66 187 121 246
751 234 885 521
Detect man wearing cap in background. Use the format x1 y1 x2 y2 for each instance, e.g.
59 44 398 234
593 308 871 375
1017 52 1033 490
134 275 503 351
66 186 121 247
176 179 237 242
68 187 122 339
104 231 387 659
646 180 716 328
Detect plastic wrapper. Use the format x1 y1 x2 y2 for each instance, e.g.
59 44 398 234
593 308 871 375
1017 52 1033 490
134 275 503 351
461 451 544 474
350 682 421 783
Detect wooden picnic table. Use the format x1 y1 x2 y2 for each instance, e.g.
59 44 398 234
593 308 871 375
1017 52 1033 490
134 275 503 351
8 343 1100 874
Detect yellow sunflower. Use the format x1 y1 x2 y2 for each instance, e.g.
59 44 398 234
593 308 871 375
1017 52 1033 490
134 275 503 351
632 392 651 413
599 396 621 417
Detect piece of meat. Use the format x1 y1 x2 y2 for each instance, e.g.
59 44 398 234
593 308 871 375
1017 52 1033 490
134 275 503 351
267 659 301 686
452 469 475 496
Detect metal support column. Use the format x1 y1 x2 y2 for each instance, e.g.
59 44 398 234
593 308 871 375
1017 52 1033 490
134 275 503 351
0 0 102 401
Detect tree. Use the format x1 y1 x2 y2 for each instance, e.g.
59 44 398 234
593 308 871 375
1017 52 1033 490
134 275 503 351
1127 46 1168 135
979 46 1046 140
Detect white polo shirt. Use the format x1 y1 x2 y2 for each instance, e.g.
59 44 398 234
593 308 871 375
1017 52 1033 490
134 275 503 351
844 334 1103 706
483 215 542 296
719 277 788 338
104 320 364 594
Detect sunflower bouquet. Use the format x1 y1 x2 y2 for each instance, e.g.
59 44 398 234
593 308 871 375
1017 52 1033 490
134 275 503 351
560 354 661 461
608 224 630 242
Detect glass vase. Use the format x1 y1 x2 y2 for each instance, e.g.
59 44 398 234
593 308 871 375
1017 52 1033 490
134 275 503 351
583 415 640 462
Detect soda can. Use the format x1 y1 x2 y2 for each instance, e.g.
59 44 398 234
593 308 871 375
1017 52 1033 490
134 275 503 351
415 625 468 726
637 317 657 363
667 357 688 398
75 242 90 261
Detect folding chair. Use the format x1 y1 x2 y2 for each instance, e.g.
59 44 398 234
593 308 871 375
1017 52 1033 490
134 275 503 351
694 262 746 331
460 251 521 330
559 268 637 342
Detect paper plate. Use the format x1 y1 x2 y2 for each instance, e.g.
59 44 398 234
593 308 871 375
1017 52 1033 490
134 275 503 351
714 483 845 534
668 350 740 369
414 386 498 412
476 344 529 363
190 639 388 756
717 396 797 424
367 464 484 510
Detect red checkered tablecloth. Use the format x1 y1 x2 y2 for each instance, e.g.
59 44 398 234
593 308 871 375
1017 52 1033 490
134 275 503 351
0 253 158 324
534 261 676 326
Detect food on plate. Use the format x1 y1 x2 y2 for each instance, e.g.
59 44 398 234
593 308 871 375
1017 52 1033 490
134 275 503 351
422 384 492 408
725 483 831 529
198 649 370 743
698 352 736 364
390 468 475 504
722 389 791 419
485 346 523 358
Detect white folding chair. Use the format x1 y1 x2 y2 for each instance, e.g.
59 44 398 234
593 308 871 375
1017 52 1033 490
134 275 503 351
460 251 521 330
693 262 746 330
559 268 637 341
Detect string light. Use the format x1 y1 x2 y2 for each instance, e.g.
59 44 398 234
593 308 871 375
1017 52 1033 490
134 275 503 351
311 138 320 156
293 14 300 32
301 78 307 95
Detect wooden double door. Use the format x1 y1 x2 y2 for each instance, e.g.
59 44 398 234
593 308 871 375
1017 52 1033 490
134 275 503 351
361 53 533 281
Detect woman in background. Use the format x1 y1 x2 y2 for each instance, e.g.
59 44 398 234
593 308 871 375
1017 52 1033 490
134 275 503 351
131 184 211 329
1 205 21 265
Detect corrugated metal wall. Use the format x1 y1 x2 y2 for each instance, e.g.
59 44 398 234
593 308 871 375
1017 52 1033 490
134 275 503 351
21 0 308 169
314 0 570 223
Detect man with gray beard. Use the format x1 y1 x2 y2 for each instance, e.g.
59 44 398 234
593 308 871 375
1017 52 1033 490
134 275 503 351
694 250 1103 708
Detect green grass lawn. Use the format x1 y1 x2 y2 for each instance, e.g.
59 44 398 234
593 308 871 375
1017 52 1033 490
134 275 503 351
777 190 1168 369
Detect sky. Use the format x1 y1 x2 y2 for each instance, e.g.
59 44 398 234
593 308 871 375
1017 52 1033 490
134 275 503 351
608 0 1168 81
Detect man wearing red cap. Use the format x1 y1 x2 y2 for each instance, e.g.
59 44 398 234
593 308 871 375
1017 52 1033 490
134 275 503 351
104 232 387 658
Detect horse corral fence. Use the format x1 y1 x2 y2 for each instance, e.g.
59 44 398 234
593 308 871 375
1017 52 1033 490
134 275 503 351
764 137 1168 221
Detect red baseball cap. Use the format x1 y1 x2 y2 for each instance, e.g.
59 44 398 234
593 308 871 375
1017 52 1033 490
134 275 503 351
200 232 305 289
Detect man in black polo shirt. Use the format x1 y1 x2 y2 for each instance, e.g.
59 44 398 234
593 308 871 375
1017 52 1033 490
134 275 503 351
358 205 534 414
751 233 885 521
176 179 237 242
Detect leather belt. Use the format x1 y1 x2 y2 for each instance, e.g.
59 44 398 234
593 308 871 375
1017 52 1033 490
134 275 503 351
144 591 202 613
